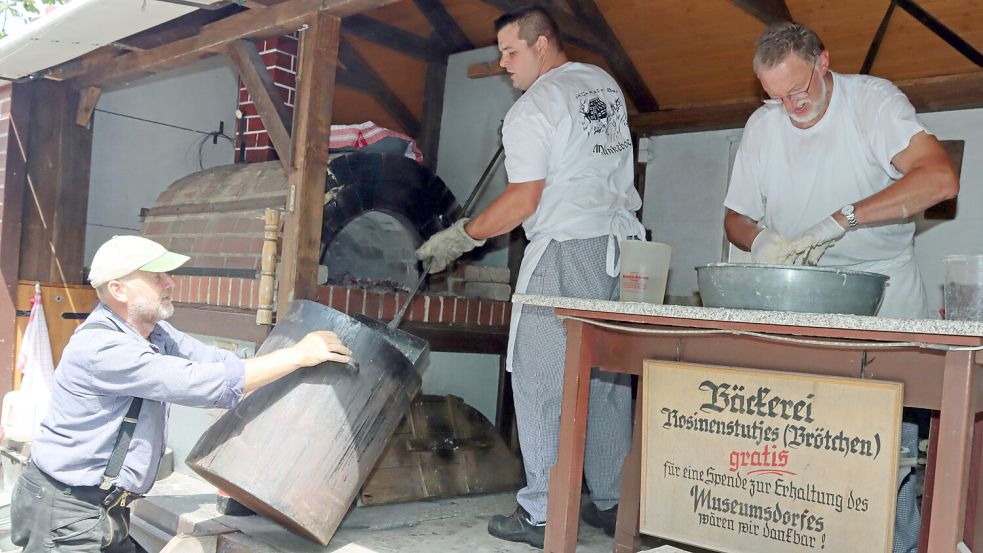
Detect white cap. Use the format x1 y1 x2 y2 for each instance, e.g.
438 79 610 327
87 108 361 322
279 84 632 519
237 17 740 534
89 235 190 289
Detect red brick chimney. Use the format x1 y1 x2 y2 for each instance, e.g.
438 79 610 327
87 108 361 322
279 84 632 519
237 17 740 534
236 34 298 163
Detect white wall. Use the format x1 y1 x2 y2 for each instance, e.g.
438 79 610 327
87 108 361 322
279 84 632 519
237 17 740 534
86 56 239 263
642 108 983 316
642 130 742 301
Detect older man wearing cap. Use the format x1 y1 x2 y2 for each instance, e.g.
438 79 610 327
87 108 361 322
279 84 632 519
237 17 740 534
10 235 351 552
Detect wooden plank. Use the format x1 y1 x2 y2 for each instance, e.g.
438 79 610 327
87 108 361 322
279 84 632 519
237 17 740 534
342 13 448 62
14 282 98 381
0 83 33 395
412 0 474 52
226 39 294 168
72 0 401 90
565 0 658 112
74 86 101 128
418 50 447 170
19 80 92 285
894 0 983 68
631 71 983 135
336 40 421 136
170 304 269 344
860 1 897 75
728 0 793 26
467 60 506 79
278 12 341 309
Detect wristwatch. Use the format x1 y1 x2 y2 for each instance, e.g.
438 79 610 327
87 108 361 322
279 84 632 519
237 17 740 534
840 204 858 227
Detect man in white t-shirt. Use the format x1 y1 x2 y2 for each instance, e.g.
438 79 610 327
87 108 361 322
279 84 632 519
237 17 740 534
724 22 958 319
416 7 644 548
724 23 959 553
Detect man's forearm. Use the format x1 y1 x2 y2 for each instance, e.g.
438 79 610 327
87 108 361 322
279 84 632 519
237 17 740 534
243 349 303 392
724 209 764 251
464 180 544 240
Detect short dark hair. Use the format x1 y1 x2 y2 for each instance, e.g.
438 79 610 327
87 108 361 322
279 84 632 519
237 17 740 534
494 6 561 50
753 22 825 73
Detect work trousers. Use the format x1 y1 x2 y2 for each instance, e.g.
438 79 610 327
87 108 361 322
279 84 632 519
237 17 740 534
513 236 633 523
10 462 136 553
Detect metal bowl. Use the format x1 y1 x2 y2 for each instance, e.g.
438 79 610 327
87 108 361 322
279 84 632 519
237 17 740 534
696 263 889 315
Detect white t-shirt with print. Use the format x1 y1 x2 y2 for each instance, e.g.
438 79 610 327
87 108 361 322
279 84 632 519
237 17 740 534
501 61 645 371
502 61 641 243
724 72 930 318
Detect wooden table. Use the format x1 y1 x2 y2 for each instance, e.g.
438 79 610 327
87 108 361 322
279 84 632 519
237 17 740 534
512 294 983 553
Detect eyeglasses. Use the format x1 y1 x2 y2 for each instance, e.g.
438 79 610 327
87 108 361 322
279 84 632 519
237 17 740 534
761 60 818 106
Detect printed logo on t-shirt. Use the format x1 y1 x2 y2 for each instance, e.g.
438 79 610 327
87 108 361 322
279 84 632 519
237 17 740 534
576 88 631 156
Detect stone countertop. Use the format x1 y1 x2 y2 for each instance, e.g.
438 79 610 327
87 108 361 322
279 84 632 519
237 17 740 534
513 294 983 339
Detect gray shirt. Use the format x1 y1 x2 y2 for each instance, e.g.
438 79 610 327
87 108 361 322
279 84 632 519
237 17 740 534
31 303 245 493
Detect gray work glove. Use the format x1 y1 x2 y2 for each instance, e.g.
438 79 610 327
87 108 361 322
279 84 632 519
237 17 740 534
786 216 847 266
750 228 799 265
415 218 485 274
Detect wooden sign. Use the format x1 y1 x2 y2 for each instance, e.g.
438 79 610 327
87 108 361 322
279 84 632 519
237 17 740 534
641 361 902 553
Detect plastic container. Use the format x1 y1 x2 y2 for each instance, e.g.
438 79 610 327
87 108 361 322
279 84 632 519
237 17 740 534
943 254 983 321
619 240 672 304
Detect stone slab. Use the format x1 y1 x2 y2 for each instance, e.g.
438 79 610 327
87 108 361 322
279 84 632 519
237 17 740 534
513 294 983 338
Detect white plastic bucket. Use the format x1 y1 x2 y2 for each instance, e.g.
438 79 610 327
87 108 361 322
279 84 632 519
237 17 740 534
619 240 671 304
944 254 983 321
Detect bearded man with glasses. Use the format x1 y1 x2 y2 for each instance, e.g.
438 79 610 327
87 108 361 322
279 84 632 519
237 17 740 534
722 22 960 553
724 22 957 320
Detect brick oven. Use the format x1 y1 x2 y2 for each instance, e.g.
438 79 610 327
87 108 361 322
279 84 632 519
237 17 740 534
140 153 512 346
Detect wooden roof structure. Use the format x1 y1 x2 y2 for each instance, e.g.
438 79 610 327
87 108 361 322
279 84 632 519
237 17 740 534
34 0 983 138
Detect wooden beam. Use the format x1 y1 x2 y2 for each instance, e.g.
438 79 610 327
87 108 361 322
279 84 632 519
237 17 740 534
630 71 983 135
75 86 101 128
861 1 896 75
278 11 341 309
412 0 473 53
728 0 793 26
894 0 983 68
342 13 448 62
19 80 93 284
468 60 506 79
478 0 605 55
70 0 401 90
0 83 33 394
226 39 294 168
565 0 658 112
336 40 421 136
419 44 448 169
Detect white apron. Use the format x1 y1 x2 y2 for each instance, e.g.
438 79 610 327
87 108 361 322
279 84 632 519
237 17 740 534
506 209 644 372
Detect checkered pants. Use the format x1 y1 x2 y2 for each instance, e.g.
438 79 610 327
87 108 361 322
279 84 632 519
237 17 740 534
512 236 633 523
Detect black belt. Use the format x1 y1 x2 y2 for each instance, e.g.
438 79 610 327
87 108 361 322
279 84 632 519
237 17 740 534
28 462 141 509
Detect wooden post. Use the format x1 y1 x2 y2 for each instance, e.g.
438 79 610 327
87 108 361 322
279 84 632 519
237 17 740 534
0 82 33 391
257 208 281 325
18 80 93 285
277 11 340 312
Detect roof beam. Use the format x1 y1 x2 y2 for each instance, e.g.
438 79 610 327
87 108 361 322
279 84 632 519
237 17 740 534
66 0 401 89
226 39 294 168
478 0 605 54
336 40 421 136
412 0 473 53
728 0 793 26
565 0 658 111
860 1 896 75
893 0 983 68
342 13 448 62
630 71 983 135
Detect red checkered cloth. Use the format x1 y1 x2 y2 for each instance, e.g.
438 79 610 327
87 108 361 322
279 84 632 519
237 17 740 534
329 121 424 164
